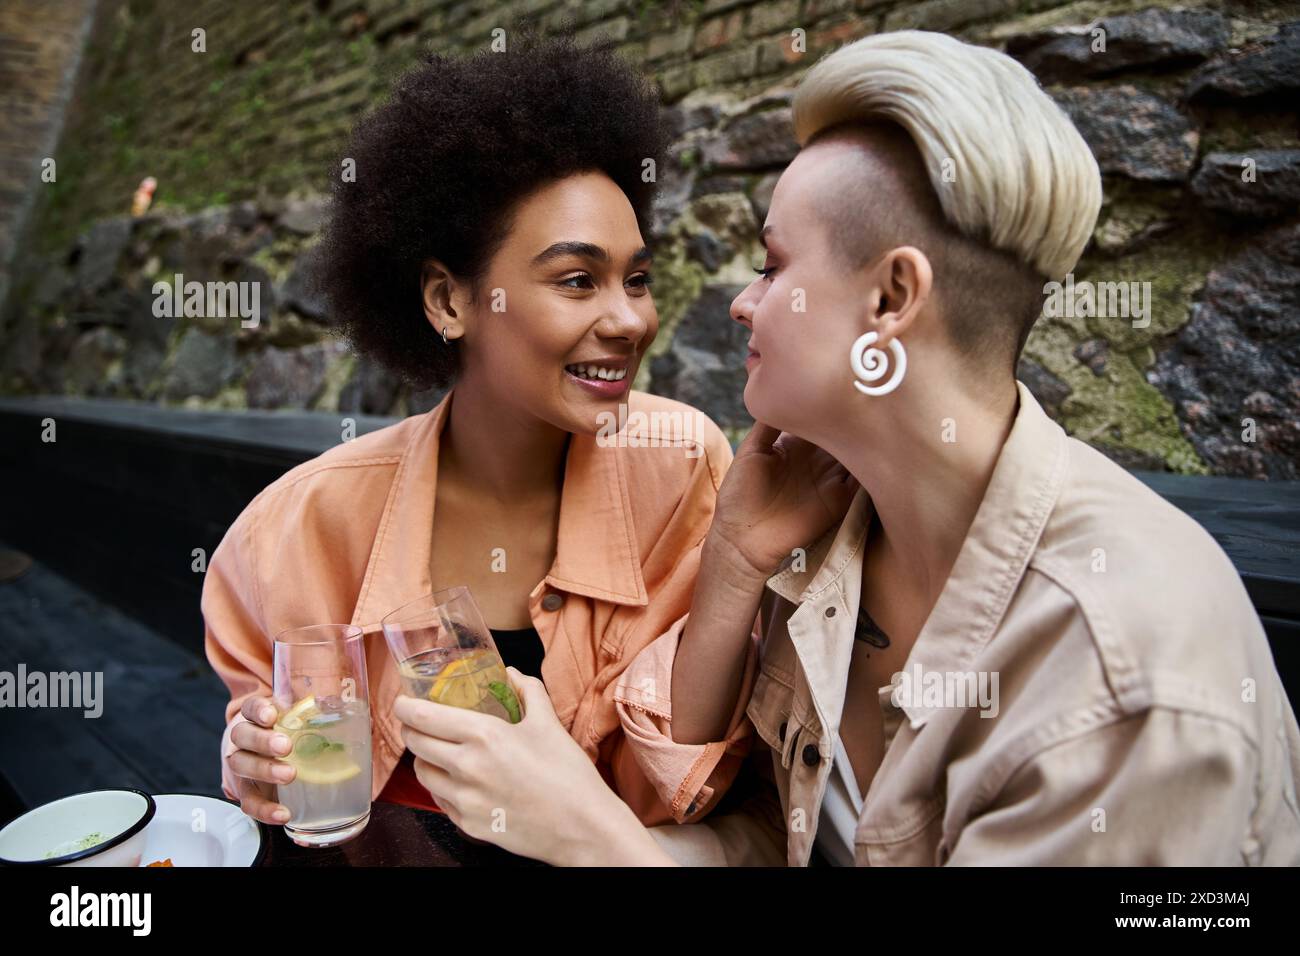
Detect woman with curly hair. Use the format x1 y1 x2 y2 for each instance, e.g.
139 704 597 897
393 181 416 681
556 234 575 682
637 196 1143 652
201 35 793 842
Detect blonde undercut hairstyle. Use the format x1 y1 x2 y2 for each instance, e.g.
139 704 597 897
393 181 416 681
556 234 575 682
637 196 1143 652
792 30 1103 366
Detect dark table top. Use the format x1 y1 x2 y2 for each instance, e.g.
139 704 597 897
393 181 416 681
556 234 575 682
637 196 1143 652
259 800 545 867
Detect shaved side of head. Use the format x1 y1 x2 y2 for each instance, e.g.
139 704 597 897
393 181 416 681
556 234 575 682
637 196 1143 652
806 122 1049 374
792 31 1102 375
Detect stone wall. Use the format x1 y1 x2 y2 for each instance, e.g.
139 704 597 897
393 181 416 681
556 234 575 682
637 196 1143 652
3 0 1298 477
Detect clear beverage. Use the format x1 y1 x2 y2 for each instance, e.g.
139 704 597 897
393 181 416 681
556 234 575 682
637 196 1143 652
383 590 518 840
397 647 521 722
274 694 373 837
272 623 372 848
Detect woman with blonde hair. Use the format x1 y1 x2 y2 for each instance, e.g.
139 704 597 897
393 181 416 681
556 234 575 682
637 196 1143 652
390 30 1300 866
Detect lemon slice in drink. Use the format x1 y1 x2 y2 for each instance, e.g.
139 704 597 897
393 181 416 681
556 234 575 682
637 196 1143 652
428 652 488 709
277 696 362 784
278 695 318 731
292 744 362 785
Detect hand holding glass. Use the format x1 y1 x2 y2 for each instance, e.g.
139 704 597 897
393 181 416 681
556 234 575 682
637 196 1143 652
382 588 522 723
271 623 372 847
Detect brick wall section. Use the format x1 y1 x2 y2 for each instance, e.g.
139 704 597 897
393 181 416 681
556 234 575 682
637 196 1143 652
12 0 939 246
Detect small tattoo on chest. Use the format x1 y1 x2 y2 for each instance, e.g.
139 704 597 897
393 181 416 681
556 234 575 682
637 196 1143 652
854 603 891 651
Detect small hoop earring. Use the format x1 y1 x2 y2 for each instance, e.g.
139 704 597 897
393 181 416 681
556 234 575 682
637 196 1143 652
850 332 906 396
441 326 449 345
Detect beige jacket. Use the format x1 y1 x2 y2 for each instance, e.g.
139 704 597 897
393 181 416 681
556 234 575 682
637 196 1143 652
619 382 1300 865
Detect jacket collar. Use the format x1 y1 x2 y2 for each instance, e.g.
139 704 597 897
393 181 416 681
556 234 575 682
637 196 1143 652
761 381 1068 730
350 387 648 635
764 483 875 740
545 422 650 606
898 381 1068 728
766 482 875 606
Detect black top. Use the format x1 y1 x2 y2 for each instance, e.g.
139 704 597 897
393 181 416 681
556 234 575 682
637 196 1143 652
489 626 545 682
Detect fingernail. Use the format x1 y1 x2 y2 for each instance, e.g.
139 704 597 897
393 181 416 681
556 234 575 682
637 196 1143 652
260 708 276 724
275 765 295 783
273 808 290 823
272 734 291 755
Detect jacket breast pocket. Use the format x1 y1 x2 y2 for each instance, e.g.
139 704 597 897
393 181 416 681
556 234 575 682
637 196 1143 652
856 794 947 866
748 664 824 770
747 665 794 754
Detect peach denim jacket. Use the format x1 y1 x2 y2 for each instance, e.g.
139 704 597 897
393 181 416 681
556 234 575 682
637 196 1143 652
202 388 754 826
620 383 1300 865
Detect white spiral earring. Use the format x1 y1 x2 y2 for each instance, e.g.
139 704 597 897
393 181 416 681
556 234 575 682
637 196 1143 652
850 331 907 396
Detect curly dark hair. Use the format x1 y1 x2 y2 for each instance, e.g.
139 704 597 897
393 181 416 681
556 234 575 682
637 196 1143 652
316 34 670 391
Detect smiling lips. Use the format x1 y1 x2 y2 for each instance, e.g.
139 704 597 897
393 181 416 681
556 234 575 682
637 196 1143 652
565 361 628 382
564 357 631 397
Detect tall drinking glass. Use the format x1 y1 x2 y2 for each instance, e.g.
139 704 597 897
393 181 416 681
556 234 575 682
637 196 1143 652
272 624 372 848
382 588 522 723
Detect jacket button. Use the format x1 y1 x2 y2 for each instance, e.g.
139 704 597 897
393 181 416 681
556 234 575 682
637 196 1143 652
802 744 820 767
778 721 788 743
541 593 564 612
824 606 837 618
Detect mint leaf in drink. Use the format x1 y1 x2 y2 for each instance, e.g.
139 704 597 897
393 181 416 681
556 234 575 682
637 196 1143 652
487 681 521 723
294 733 329 759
